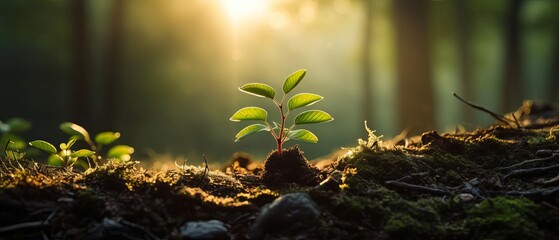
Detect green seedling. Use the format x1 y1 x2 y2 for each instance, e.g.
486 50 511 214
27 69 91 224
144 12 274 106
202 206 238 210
230 69 333 155
2 140 25 171
0 118 32 159
29 139 95 168
28 122 134 169
4 140 25 161
59 122 135 164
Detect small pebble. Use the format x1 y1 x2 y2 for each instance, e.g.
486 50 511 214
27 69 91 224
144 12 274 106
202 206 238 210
455 193 475 203
180 220 229 240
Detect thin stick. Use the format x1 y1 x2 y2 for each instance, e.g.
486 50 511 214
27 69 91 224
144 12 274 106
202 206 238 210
1 140 12 172
501 186 559 198
201 154 209 184
41 230 49 240
42 208 58 225
385 180 449 196
0 221 45 233
393 171 429 182
503 163 559 181
13 149 25 171
541 201 559 213
500 153 559 171
452 92 516 126
511 112 521 128
0 157 9 173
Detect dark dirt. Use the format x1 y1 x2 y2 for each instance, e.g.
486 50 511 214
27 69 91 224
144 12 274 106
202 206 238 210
1 100 559 239
262 145 321 188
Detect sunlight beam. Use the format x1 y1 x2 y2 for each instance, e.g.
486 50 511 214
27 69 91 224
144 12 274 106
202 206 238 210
221 0 269 21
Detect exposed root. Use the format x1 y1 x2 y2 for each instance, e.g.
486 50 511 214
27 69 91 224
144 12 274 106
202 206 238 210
502 163 559 181
384 180 449 196
500 153 559 171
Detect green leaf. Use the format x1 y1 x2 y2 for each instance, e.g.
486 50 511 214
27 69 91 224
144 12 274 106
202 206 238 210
95 132 121 145
60 122 92 144
234 124 270 142
70 149 95 158
283 69 306 94
230 107 268 121
60 149 71 157
287 129 318 143
108 145 134 159
1 134 26 150
294 110 334 125
287 93 323 111
60 139 77 150
6 118 31 133
29 140 57 154
239 83 276 99
73 158 91 169
47 154 64 166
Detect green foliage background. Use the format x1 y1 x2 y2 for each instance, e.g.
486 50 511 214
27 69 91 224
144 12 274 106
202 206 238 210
1 0 558 163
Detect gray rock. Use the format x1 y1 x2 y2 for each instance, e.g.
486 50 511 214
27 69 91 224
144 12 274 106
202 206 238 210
180 220 229 240
250 192 320 240
455 193 475 203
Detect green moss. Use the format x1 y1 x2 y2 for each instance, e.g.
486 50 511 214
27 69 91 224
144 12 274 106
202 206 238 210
339 150 419 183
385 213 431 239
465 137 517 168
465 197 544 240
383 197 469 239
528 133 559 152
429 151 475 171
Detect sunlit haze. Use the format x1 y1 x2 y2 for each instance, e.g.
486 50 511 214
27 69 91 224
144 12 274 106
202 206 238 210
221 0 269 21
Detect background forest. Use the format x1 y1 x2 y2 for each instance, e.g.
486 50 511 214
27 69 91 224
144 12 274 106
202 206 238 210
1 0 558 166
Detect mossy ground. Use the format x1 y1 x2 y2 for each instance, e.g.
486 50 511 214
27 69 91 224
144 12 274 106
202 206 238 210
1 113 559 239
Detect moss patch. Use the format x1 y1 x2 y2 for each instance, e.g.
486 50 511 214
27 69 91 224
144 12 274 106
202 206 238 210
1 122 559 239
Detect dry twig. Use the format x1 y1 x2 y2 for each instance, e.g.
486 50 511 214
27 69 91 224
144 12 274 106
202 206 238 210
452 92 520 127
385 180 449 196
503 163 559 181
500 153 559 171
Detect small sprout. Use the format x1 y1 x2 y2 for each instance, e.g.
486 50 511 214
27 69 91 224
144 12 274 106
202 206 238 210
230 69 333 155
3 140 25 170
1 119 133 169
60 122 133 164
30 139 95 168
60 122 95 149
0 118 32 159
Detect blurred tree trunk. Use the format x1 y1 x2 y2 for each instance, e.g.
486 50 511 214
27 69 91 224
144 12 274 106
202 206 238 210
104 0 125 130
456 0 472 122
394 0 434 134
361 0 373 122
552 22 559 104
71 0 90 126
502 0 524 111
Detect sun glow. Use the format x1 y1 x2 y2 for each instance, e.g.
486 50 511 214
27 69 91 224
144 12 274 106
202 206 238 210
221 0 269 21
